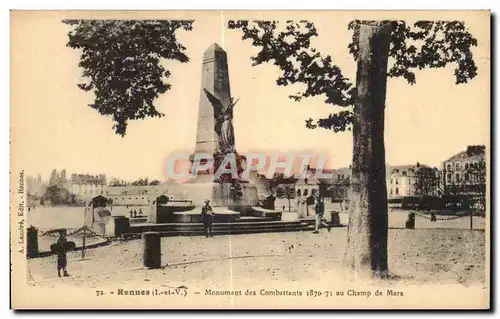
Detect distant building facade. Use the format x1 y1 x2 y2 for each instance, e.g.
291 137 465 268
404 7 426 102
387 165 419 198
64 174 107 201
247 171 269 200
317 163 438 201
294 168 320 199
442 146 486 194
104 184 169 206
328 167 351 201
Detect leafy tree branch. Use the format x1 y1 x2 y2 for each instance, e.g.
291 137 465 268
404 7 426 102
64 20 193 136
229 19 478 132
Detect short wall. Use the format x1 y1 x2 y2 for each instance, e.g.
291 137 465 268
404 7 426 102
172 212 240 223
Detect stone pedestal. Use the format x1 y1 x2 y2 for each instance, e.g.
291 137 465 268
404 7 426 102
166 182 258 211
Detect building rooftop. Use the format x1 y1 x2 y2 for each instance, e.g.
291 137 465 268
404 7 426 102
70 174 106 185
389 164 431 177
444 150 485 163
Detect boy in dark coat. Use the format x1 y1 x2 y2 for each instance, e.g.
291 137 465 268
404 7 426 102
56 230 70 277
201 200 214 238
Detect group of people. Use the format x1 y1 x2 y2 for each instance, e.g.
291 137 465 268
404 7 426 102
129 208 143 218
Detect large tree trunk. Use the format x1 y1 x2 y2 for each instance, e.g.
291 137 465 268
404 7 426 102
344 22 392 277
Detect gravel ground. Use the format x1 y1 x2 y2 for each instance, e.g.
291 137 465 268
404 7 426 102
28 228 486 290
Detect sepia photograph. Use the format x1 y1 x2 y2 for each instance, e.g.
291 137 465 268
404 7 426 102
10 10 490 309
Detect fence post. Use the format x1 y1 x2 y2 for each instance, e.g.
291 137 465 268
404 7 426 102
81 226 87 260
27 226 38 258
470 210 473 230
405 213 415 229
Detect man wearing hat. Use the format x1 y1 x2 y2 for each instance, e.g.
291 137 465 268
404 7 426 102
313 195 331 234
201 200 214 238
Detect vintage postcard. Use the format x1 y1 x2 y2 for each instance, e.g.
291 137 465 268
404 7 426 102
10 10 490 309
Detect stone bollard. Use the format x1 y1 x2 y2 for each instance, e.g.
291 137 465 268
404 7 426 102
26 226 38 259
330 211 341 227
143 232 161 269
405 213 415 229
430 212 437 222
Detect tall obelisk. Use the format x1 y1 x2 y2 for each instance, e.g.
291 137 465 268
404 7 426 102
195 43 232 155
182 43 258 210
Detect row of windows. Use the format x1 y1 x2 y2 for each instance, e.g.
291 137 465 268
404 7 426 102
446 161 481 171
389 187 417 196
80 190 104 196
389 187 400 195
390 178 416 185
116 197 148 201
336 174 349 181
106 189 167 196
71 184 104 189
296 188 319 197
297 189 308 196
446 172 481 183
119 190 151 195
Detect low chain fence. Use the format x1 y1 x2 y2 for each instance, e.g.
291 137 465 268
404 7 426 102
412 211 465 222
40 225 112 240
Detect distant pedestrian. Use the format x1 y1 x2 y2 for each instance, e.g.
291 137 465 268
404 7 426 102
133 209 137 218
201 200 214 238
313 196 331 234
55 230 70 277
283 205 285 211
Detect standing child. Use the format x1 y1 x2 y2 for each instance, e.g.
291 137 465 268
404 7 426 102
201 200 214 238
56 230 70 277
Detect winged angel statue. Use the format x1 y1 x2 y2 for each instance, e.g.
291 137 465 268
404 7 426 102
203 88 239 154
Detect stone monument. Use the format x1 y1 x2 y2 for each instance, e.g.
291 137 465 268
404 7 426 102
188 43 257 209
195 43 234 155
150 44 280 223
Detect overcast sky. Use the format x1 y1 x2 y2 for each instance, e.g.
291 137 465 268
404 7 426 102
11 11 490 181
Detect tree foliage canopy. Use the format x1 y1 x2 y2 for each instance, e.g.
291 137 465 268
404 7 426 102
265 172 295 197
228 20 478 132
466 144 486 156
413 164 440 196
64 20 193 136
44 185 72 205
